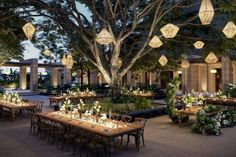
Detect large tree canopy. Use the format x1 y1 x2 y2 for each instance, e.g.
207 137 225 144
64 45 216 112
1 0 236 85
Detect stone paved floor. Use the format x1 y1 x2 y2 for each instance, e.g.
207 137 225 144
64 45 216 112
0 95 236 157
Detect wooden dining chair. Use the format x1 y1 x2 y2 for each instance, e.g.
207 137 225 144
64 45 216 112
126 117 147 149
120 115 132 145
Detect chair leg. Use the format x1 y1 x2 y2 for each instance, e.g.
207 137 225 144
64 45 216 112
142 134 145 147
126 135 130 147
120 135 123 145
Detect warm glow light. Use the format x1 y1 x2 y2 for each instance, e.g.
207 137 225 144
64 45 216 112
22 22 35 40
159 55 168 66
198 0 214 25
181 59 190 69
178 70 182 74
148 35 163 48
222 21 236 38
205 52 218 63
210 69 217 73
194 41 205 49
96 28 113 45
117 58 122 68
61 53 74 69
43 48 52 56
160 23 179 38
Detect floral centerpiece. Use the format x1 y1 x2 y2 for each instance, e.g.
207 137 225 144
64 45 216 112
182 94 195 109
121 87 152 97
100 113 107 123
93 101 101 123
60 97 71 114
77 99 85 118
2 91 21 104
197 93 205 106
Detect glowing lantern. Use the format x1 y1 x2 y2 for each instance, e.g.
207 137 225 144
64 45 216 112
194 41 205 49
205 52 218 63
210 69 217 73
96 28 113 45
159 55 168 66
160 23 179 38
181 59 190 69
22 22 35 40
61 53 74 69
198 0 214 25
43 48 52 56
222 21 236 38
148 35 163 48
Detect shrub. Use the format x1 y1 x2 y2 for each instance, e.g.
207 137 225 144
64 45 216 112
132 96 152 111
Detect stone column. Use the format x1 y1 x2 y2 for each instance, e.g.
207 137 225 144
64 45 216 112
51 68 59 88
207 64 216 93
232 62 236 84
30 59 38 92
19 66 27 90
63 67 71 85
222 57 233 91
182 68 189 94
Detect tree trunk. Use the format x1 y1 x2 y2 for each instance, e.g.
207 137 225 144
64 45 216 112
80 67 83 87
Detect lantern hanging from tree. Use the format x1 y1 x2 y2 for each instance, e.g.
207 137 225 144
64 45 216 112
22 22 36 40
205 52 218 63
159 55 168 66
160 23 179 38
194 41 205 49
96 28 113 45
148 35 163 48
61 53 74 69
43 48 52 56
181 59 190 69
222 21 236 38
198 0 214 25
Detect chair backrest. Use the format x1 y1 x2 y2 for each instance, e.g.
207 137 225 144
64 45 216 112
37 101 44 112
121 115 132 123
111 113 120 121
135 117 147 131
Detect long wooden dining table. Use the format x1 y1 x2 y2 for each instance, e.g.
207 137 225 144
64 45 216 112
0 100 37 120
36 111 143 157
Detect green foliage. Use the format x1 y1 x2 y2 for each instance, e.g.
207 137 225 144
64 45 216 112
221 110 236 127
202 105 221 113
132 97 152 111
166 77 181 123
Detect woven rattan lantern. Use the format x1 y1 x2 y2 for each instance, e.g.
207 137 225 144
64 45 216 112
159 55 168 66
205 52 218 63
194 41 205 49
222 21 236 38
62 53 74 69
43 48 52 56
96 28 113 45
22 22 35 40
148 35 163 48
160 23 179 38
198 0 214 25
181 59 190 69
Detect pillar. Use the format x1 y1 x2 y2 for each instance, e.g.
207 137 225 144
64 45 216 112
19 66 27 90
222 57 233 91
51 68 59 88
30 59 38 91
232 62 236 84
207 64 215 93
63 67 71 85
182 68 189 94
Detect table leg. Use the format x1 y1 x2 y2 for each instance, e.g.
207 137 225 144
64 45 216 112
107 138 114 157
11 109 15 121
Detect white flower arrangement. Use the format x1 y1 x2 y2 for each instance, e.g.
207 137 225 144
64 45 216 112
182 94 194 108
61 97 71 112
121 87 152 96
2 91 21 103
100 113 107 121
78 99 85 111
93 101 101 114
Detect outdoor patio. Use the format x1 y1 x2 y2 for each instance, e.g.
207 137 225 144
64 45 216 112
0 96 235 157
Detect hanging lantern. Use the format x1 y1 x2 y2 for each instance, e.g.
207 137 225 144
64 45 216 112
96 28 113 45
205 52 218 63
159 55 168 66
148 35 163 48
194 41 205 49
61 54 67 65
222 21 236 38
66 53 74 69
43 48 52 56
181 59 190 69
22 22 35 40
160 23 179 38
198 0 214 25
